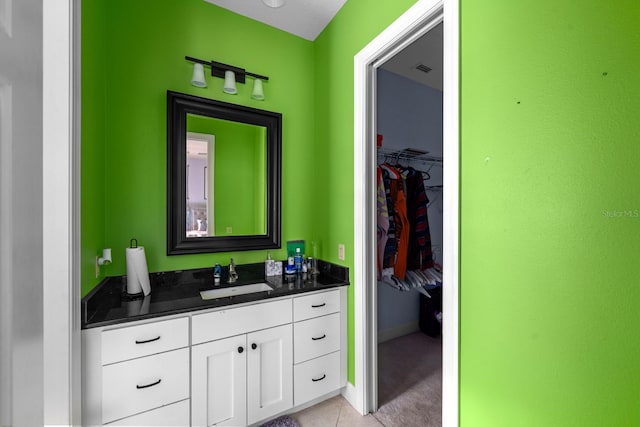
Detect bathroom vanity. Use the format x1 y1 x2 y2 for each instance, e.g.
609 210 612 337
81 261 349 426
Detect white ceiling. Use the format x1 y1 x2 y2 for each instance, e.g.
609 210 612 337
380 22 443 91
203 1 442 90
203 0 348 41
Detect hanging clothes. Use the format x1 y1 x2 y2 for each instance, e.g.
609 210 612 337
376 167 389 279
379 164 398 271
377 156 440 292
379 163 410 280
402 167 434 270
390 177 410 280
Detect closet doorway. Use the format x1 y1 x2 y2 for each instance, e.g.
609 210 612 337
374 21 444 426
352 0 459 425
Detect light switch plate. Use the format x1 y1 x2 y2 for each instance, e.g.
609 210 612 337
338 243 345 261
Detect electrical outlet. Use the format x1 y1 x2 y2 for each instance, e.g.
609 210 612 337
338 243 345 261
226 226 233 234
95 256 100 278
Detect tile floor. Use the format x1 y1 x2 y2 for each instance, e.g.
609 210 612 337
290 395 383 427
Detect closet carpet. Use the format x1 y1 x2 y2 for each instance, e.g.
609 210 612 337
374 332 442 427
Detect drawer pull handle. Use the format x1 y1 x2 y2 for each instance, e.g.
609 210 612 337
136 379 161 389
135 336 160 344
312 374 326 382
311 303 326 308
312 334 326 341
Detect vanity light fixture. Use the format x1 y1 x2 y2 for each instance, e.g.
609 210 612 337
262 0 286 8
251 78 265 100
191 63 207 88
223 70 237 94
186 56 269 99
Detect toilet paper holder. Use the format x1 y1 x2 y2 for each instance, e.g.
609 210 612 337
97 248 112 266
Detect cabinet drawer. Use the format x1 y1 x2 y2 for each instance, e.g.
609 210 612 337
293 290 340 322
294 313 340 364
192 298 292 345
294 351 341 406
107 399 190 426
102 348 189 424
102 317 189 365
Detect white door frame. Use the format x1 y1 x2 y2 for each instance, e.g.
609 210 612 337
351 0 459 425
43 0 81 424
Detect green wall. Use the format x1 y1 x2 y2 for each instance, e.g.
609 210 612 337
81 0 107 295
318 0 640 424
316 0 640 423
312 0 420 386
83 0 640 423
81 0 317 295
459 1 640 425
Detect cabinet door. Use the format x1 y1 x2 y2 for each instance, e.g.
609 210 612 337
246 324 293 425
192 335 247 427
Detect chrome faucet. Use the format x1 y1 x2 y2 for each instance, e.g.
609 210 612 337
228 258 238 283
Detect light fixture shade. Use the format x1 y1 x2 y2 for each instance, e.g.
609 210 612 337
223 70 238 94
191 63 207 88
262 0 286 7
251 78 265 100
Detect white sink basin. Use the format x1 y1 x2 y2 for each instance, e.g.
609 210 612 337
200 283 273 300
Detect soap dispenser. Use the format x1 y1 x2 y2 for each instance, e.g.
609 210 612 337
265 252 275 277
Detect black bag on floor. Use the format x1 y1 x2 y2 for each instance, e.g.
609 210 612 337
419 286 442 337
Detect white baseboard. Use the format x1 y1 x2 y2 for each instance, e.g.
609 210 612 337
341 382 364 415
377 321 420 343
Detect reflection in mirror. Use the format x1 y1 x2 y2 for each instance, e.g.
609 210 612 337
185 115 267 239
167 91 281 255
186 132 215 237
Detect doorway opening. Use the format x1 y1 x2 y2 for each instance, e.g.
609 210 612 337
352 0 459 425
374 20 444 425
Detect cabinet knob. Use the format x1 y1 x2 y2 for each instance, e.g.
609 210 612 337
251 343 257 350
238 346 244 354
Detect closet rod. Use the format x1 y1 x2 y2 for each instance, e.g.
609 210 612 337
377 147 443 165
379 162 432 177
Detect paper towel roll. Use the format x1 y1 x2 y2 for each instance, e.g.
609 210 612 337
125 246 151 296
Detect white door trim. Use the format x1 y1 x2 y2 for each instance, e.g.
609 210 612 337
351 0 459 425
42 0 81 424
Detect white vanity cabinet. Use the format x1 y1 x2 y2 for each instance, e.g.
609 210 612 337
292 290 344 406
191 299 293 427
82 286 347 427
82 316 191 426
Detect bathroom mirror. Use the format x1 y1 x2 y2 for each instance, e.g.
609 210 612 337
167 91 281 254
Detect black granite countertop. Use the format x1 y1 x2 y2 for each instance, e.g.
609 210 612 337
82 260 349 329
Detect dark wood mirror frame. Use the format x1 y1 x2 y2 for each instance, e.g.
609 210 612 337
167 91 281 255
